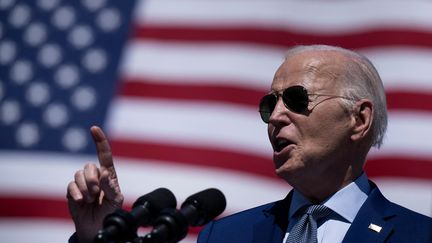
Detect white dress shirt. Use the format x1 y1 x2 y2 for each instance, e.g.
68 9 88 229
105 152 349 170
283 173 371 243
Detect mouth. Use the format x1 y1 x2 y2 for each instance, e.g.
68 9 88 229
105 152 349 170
274 138 294 153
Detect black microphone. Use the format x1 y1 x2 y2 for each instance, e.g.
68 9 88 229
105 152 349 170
95 188 177 243
140 188 226 243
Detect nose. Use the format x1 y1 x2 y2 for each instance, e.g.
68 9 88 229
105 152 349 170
268 97 291 125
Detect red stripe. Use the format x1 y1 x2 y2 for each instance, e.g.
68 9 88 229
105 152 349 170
111 139 432 180
386 91 432 111
133 26 432 49
120 78 264 107
0 196 222 237
120 79 432 112
0 196 70 219
0 196 202 237
111 139 276 178
365 156 432 179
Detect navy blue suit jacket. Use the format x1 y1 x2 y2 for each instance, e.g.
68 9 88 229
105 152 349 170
198 181 432 243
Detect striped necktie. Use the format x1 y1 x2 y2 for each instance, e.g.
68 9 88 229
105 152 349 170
286 204 332 243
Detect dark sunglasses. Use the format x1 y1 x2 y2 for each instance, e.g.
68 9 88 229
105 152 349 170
259 85 352 123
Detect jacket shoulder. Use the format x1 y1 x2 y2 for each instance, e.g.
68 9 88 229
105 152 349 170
198 199 287 243
345 183 432 243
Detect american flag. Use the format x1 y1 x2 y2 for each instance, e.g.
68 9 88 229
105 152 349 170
1 0 432 242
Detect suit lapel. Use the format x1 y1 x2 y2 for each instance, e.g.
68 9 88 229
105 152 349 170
342 182 395 243
252 191 293 243
252 182 400 242
252 216 285 243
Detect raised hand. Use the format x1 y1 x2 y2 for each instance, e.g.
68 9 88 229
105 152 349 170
67 126 124 243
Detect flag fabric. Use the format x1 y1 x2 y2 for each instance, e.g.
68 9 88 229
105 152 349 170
1 0 432 242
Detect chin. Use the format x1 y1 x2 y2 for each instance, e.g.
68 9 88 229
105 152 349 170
275 170 298 188
275 163 296 179
274 160 305 183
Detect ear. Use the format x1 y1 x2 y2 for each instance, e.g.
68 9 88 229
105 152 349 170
350 99 373 142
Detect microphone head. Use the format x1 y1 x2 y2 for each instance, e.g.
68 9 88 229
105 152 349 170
182 188 226 226
132 188 177 213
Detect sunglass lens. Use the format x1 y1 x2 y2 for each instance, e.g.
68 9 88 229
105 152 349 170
282 86 309 113
259 86 309 123
259 94 276 123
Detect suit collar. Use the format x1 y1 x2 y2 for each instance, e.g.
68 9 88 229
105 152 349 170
252 191 293 243
342 181 395 243
251 181 398 243
289 173 371 223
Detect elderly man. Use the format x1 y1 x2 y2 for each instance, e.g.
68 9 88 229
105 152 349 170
67 45 432 243
197 45 432 242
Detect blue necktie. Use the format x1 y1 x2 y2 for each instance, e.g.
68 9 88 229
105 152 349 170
286 204 332 243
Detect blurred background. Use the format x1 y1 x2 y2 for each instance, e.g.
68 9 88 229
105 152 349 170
1 0 431 242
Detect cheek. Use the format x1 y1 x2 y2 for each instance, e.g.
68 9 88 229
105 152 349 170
299 113 351 152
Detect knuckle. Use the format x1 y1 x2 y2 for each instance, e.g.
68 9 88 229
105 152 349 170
74 170 84 181
67 181 75 190
84 162 97 170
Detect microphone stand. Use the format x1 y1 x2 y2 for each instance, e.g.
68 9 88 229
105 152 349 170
135 208 189 243
94 209 138 243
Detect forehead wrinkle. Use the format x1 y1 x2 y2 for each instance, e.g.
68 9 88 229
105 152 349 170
304 60 344 91
271 51 346 92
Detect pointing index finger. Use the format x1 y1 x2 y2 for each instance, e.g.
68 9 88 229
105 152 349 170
90 126 114 169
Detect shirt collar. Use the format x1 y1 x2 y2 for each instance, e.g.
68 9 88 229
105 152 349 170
289 173 371 223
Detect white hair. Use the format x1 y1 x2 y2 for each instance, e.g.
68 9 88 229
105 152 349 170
285 45 388 148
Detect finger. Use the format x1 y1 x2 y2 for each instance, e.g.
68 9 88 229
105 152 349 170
90 126 115 170
100 168 124 207
67 181 83 203
74 169 95 203
84 163 100 195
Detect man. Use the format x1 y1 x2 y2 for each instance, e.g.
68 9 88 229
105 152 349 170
197 45 432 242
67 45 432 243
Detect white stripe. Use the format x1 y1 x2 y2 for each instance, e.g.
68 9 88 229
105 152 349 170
0 219 73 243
0 219 197 243
115 157 287 213
374 178 432 217
135 0 432 33
0 153 96 197
371 111 432 159
121 40 283 90
107 98 432 158
0 152 286 213
106 97 272 156
121 41 432 91
361 47 432 91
